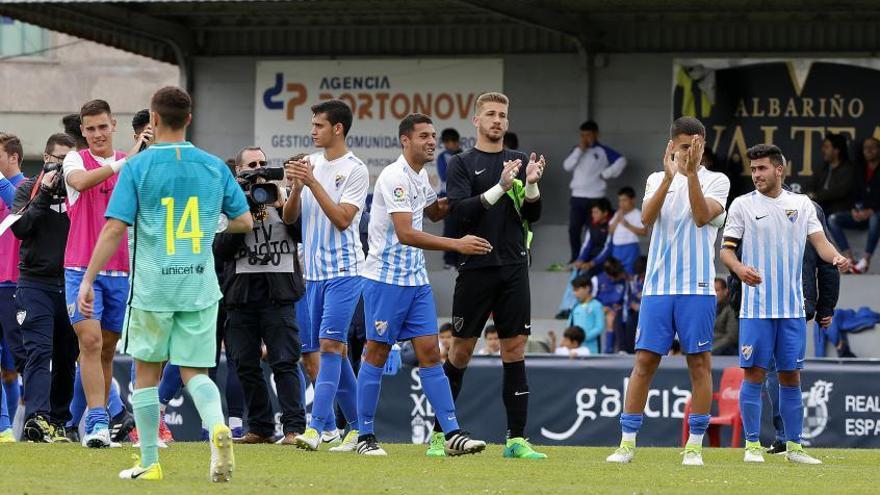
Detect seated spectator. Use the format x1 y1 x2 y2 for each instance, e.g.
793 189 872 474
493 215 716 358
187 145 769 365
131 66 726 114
608 186 646 274
477 325 500 355
621 256 648 354
566 275 604 354
712 278 738 355
810 133 855 215
592 258 627 354
828 136 880 273
438 322 453 362
555 199 612 319
549 327 591 358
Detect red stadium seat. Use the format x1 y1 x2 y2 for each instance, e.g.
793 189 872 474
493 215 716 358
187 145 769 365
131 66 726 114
681 367 744 448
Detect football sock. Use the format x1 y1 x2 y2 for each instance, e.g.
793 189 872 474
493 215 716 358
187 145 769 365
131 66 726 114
67 368 86 428
310 352 342 431
740 380 763 443
433 361 466 433
158 364 182 406
502 360 529 439
186 374 224 432
108 380 124 418
336 356 359 428
131 387 160 467
779 385 804 444
687 413 710 445
620 413 643 443
2 379 18 428
420 364 460 437
85 407 109 433
0 379 9 431
355 361 383 436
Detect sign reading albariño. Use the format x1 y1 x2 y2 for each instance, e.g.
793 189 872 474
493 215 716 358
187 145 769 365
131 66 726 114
255 59 503 185
673 58 880 196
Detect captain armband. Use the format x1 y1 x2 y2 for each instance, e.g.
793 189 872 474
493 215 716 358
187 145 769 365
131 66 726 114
721 237 740 250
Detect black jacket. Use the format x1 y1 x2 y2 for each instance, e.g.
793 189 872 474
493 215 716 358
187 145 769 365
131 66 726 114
729 199 839 321
811 161 856 214
446 148 541 270
856 162 880 212
214 207 304 307
10 177 69 286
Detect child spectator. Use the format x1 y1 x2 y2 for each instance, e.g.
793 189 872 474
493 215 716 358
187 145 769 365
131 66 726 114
593 258 627 353
549 326 592 358
555 199 612 319
608 187 646 274
621 256 648 354
438 322 454 362
566 275 604 354
477 325 500 356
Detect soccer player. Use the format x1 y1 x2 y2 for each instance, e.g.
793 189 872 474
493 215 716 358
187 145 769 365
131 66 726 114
607 117 729 466
63 100 145 447
78 86 252 481
720 144 849 464
441 92 547 460
355 113 489 456
283 100 366 452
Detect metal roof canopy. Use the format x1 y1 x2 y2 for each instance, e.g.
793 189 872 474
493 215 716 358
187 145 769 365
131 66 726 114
3 1 880 65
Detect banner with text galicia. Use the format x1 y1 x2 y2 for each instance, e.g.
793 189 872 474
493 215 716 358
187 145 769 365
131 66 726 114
255 59 503 185
672 58 880 198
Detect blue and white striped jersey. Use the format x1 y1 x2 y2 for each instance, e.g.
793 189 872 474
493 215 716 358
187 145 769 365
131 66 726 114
363 155 438 286
300 151 368 281
724 189 822 319
643 167 730 297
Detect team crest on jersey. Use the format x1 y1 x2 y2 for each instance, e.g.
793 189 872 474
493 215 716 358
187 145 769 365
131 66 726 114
335 174 345 189
392 186 407 202
16 310 26 325
374 320 388 336
67 304 76 318
740 344 753 360
452 316 464 333
785 209 799 223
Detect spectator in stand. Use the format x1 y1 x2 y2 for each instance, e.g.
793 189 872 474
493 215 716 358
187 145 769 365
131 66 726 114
608 187 647 274
711 278 738 356
565 275 604 354
563 120 627 263
438 323 453 362
828 137 880 273
503 132 519 151
810 133 855 215
621 256 648 354
593 258 627 354
548 327 591 358
555 199 611 319
437 128 462 268
476 325 500 356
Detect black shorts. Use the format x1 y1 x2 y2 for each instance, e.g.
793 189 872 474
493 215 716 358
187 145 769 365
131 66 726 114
451 264 531 339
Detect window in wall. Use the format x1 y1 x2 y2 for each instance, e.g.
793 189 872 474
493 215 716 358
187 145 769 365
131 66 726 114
0 17 50 59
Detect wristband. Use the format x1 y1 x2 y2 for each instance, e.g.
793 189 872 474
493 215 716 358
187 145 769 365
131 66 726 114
482 184 505 206
109 158 126 173
525 181 540 199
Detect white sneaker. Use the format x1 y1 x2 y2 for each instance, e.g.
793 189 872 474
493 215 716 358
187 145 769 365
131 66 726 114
210 425 235 483
606 441 635 463
744 443 765 463
329 429 359 452
82 427 111 448
355 437 387 456
293 428 320 451
118 462 163 480
786 443 822 465
681 445 704 466
322 429 341 443
444 431 486 456
854 258 870 274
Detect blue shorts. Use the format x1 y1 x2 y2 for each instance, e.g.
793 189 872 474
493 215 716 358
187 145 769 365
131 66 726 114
635 295 715 355
297 293 315 353
739 317 806 371
363 280 437 345
64 269 129 332
303 276 364 350
611 243 640 275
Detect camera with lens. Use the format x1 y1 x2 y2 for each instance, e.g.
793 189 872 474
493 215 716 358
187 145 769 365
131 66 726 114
237 167 285 207
41 162 67 198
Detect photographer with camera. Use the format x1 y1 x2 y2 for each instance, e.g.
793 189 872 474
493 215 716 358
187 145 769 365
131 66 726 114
9 133 80 442
214 146 306 444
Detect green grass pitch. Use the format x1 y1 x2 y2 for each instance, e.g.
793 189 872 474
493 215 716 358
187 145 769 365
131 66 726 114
2 443 880 494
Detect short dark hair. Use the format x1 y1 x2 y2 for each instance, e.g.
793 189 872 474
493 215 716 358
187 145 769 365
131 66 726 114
594 197 612 213
503 132 519 150
151 86 191 130
824 133 849 161
715 277 728 290
571 275 592 290
580 120 599 133
44 133 75 155
618 186 636 199
399 113 433 138
440 128 460 143
483 324 498 337
604 257 625 278
0 133 23 163
132 109 151 134
439 322 454 333
80 99 112 119
746 143 785 168
669 116 706 139
563 326 586 345
311 99 353 137
62 113 87 149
